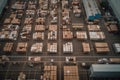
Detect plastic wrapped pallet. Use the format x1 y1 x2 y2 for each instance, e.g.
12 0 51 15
48 31 57 40
33 32 44 40
113 43 120 53
63 42 73 53
47 43 57 53
76 31 87 40
0 25 19 40
89 32 105 40
31 43 43 53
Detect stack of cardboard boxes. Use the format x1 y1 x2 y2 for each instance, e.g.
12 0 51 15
63 42 73 53
16 42 28 53
31 43 43 53
47 43 57 53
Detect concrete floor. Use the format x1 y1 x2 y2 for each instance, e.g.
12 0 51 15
0 0 120 80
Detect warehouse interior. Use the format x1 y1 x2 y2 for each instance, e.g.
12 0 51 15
0 0 120 80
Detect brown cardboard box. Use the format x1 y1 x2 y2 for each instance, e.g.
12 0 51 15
33 32 44 40
3 43 13 52
24 18 33 24
76 31 87 40
11 18 20 24
36 18 45 24
35 25 45 31
88 25 101 31
82 42 90 53
16 42 28 52
31 43 43 53
64 66 79 80
63 31 73 39
95 42 110 53
49 25 57 31
47 43 57 53
4 18 11 24
72 23 84 29
89 32 105 40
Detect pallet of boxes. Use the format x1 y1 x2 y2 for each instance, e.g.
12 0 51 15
43 65 57 80
31 43 43 54
63 42 73 54
47 43 57 54
3 43 14 54
94 42 110 54
16 42 28 54
82 42 90 53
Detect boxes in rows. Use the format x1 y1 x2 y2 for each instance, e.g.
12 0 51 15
48 31 57 40
94 42 110 53
4 18 21 24
43 65 57 80
35 25 45 31
89 31 105 40
33 32 44 40
3 43 14 52
47 43 57 53
76 31 87 40
63 42 73 53
64 66 79 80
0 25 19 40
82 42 90 53
49 25 57 31
63 31 73 40
72 23 84 29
